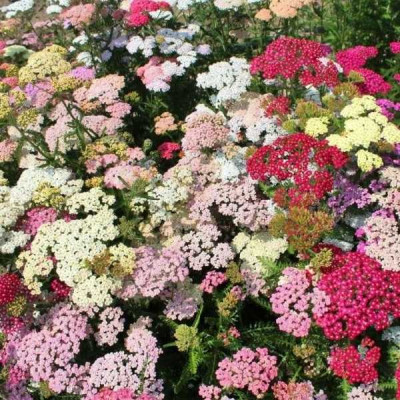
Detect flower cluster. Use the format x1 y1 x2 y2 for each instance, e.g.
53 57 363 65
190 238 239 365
316 252 400 340
329 339 381 384
247 133 347 207
271 267 329 337
215 347 278 397
250 37 339 88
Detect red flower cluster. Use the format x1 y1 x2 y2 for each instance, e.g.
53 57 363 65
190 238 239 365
126 0 170 27
246 133 347 208
336 46 391 94
329 339 381 384
250 37 339 87
50 278 71 300
0 273 24 306
158 142 181 160
336 46 378 73
265 96 291 117
316 252 400 340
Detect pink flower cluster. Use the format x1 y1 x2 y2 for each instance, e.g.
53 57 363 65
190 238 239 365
181 224 234 271
198 384 221 400
215 347 278 397
137 57 183 92
336 46 391 94
59 4 96 28
390 41 400 54
0 139 17 162
356 210 400 272
90 389 157 400
163 282 202 320
158 142 181 160
126 0 170 27
119 242 188 298
190 177 275 231
95 307 125 346
88 350 163 397
104 163 155 189
17 207 58 236
16 304 90 393
272 380 323 400
270 268 330 337
200 271 227 293
182 111 229 152
316 252 400 340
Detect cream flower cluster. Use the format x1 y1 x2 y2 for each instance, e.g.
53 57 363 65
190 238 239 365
16 186 124 307
232 232 288 275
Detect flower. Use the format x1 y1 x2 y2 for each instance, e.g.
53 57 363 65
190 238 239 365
251 37 338 88
158 142 181 160
215 347 278 397
196 58 251 106
329 340 381 384
315 252 400 340
390 41 400 54
59 4 96 28
255 8 272 21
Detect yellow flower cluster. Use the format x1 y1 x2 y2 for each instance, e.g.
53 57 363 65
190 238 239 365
52 74 81 92
6 295 27 317
17 109 39 129
5 64 19 78
32 183 65 209
10 89 26 107
305 117 330 137
83 137 129 160
325 96 400 171
0 93 11 121
18 46 71 85
356 149 384 172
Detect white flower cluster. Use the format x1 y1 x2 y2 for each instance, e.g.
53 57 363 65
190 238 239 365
46 0 70 14
227 94 287 143
66 187 115 214
214 0 245 9
127 25 211 70
127 36 157 57
0 169 84 255
165 0 207 10
1 0 34 18
147 167 193 226
232 232 288 275
196 58 252 106
215 148 246 182
214 0 259 10
18 201 120 306
382 326 400 345
0 185 29 253
228 114 286 143
10 168 73 206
